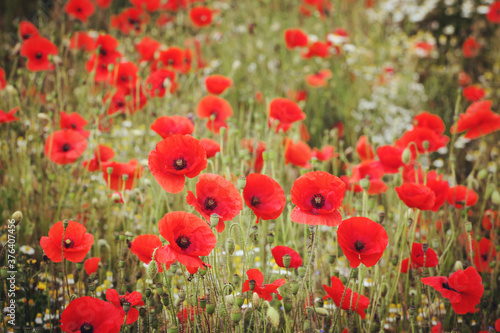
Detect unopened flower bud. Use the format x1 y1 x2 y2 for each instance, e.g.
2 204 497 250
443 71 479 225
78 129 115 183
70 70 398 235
465 222 472 233
454 261 463 271
267 306 280 328
226 238 235 255
282 254 292 268
422 141 430 151
402 148 411 164
147 260 158 280
491 191 500 205
477 169 487 180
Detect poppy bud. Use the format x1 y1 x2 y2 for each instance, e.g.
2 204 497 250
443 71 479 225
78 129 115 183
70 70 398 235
284 300 293 313
206 302 216 315
492 190 500 205
248 279 256 291
267 306 280 328
465 222 472 233
315 307 329 317
232 274 240 286
237 176 246 189
477 169 487 180
360 178 370 191
453 261 463 271
226 238 235 255
210 213 219 228
156 283 164 296
178 289 186 301
267 233 275 244
298 266 307 278
252 292 262 308
402 148 411 164
12 211 23 226
328 254 336 264
231 308 243 323
262 151 269 161
282 254 292 268
235 294 245 307
147 260 158 280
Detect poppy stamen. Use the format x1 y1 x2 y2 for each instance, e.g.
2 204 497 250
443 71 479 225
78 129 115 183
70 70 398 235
62 143 71 152
173 157 187 170
310 193 325 209
175 234 191 250
64 238 75 249
354 240 365 252
80 323 94 333
441 282 459 293
35 52 42 59
251 196 261 206
204 197 218 210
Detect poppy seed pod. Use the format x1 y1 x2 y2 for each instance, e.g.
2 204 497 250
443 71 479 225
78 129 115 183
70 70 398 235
235 294 245 307
248 279 256 291
178 289 186 301
298 266 307 278
328 254 336 264
232 274 241 286
210 213 219 228
122 301 131 314
231 308 243 323
465 222 472 233
282 254 292 268
267 233 275 244
156 283 164 296
237 176 246 189
199 298 206 309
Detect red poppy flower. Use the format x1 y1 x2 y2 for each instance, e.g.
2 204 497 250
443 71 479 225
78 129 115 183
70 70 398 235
190 7 213 27
95 0 113 9
61 296 123 333
451 100 500 139
458 71 472 87
291 171 346 226
447 185 478 208
44 130 87 165
101 159 143 191
243 173 286 223
322 276 370 318
147 69 178 97
106 289 144 324
60 111 90 138
487 1 500 23
337 217 388 268
376 145 403 174
136 36 161 62
82 144 114 172
305 69 332 87
268 98 306 133
395 183 436 211
401 243 438 273
84 257 100 275
463 37 481 58
156 47 190 73
482 209 499 231
302 41 330 58
0 67 5 90
205 75 232 95
426 171 450 212
159 211 216 268
0 107 20 124
94 34 121 63
287 89 307 103
19 21 39 41
431 323 443 333
284 28 308 49
150 116 193 139
130 234 174 272
111 61 138 90
395 127 449 156
412 111 445 134
350 161 387 195
242 268 286 301
242 139 266 173
186 173 243 233
69 31 96 51
356 135 375 161
471 237 497 273
271 246 303 268
463 85 485 102
111 7 150 35
86 55 115 82
20 36 58 72
312 145 338 161
40 221 94 263
65 0 95 23
196 95 233 133
284 139 312 168
149 134 207 193
421 267 484 314
200 138 220 158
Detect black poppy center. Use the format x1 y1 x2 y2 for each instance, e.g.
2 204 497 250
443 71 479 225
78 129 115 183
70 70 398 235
481 254 488 261
173 157 187 170
64 238 74 249
251 196 261 206
442 282 459 293
204 197 218 211
35 52 42 59
175 234 191 250
62 143 71 152
168 59 174 65
354 240 365 252
310 193 325 209
23 34 31 39
71 123 77 129
80 323 94 333
117 101 125 108
100 48 107 56
76 7 82 12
